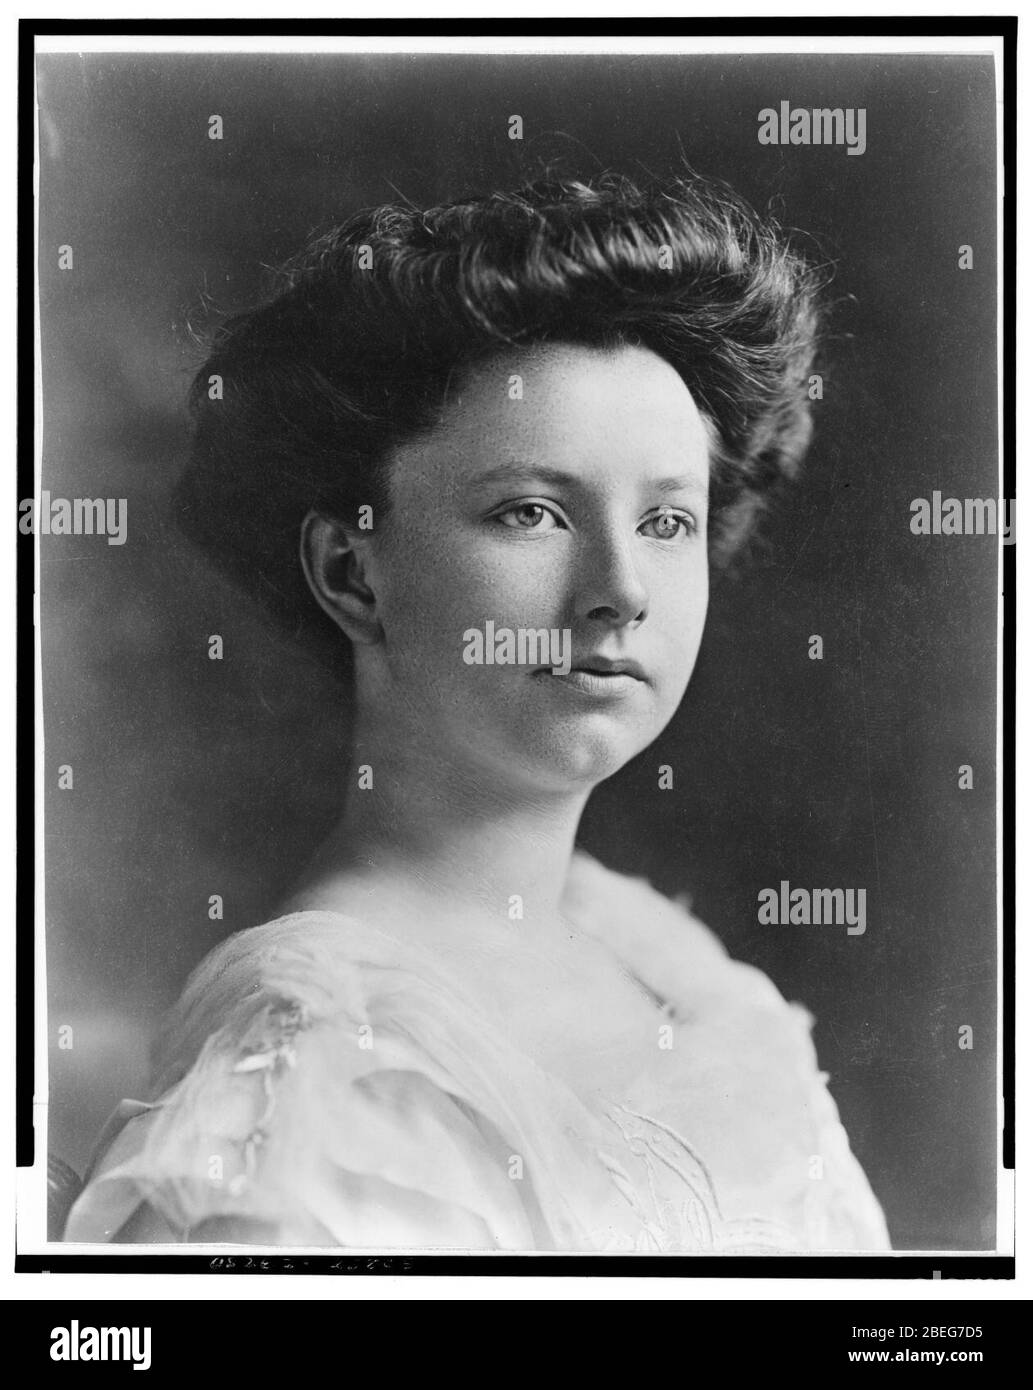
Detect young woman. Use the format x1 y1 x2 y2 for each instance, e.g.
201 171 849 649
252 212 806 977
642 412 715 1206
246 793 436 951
63 174 891 1252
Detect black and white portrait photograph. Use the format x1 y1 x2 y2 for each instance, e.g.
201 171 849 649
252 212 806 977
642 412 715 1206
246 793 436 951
21 24 1012 1283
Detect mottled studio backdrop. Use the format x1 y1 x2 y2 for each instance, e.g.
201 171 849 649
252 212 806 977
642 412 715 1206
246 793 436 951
38 51 998 1249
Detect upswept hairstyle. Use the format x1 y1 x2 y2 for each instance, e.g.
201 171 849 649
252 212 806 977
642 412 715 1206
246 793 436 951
174 173 824 671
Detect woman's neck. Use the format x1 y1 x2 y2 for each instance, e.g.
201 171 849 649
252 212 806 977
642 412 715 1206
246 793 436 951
287 712 592 930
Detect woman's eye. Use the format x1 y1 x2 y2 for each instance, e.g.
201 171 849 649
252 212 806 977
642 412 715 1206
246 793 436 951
495 502 563 531
641 508 695 541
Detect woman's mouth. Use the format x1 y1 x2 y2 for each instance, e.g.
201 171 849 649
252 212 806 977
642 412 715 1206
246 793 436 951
534 658 647 699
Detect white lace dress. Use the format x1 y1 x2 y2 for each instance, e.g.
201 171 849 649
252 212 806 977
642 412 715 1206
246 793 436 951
63 852 891 1252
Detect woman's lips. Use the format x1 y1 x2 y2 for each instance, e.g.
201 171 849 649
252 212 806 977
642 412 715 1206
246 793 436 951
535 667 646 698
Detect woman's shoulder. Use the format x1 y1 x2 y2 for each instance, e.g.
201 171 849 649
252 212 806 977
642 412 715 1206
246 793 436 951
566 849 844 1118
62 908 577 1247
566 849 791 1019
147 909 424 1091
567 851 890 1250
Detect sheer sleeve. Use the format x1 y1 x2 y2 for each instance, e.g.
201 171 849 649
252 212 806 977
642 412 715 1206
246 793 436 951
63 926 541 1249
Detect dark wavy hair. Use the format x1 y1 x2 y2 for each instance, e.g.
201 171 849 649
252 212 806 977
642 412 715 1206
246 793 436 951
174 172 824 675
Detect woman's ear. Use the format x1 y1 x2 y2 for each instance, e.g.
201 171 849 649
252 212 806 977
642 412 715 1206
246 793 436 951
299 509 383 647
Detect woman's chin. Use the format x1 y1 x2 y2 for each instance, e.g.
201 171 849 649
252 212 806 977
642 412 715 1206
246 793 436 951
515 728 652 791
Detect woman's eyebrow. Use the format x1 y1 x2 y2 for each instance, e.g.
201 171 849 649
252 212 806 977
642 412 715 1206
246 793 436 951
470 461 709 498
469 462 582 490
653 474 709 499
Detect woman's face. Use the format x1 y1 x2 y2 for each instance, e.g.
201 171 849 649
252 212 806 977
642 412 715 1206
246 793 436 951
361 342 711 793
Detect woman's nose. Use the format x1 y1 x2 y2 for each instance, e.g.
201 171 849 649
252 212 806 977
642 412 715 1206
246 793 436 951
576 531 649 628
